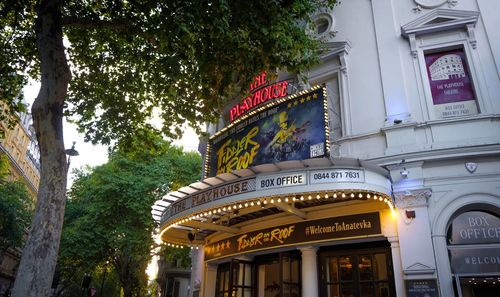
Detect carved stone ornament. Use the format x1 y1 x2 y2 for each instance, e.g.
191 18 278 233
465 162 477 173
404 262 435 275
394 188 432 208
401 9 479 57
414 0 457 9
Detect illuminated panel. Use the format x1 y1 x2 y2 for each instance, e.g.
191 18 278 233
205 86 330 178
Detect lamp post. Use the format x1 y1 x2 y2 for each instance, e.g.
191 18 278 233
99 261 109 297
65 141 79 171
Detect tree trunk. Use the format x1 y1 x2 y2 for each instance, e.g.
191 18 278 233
11 0 70 296
123 282 133 297
116 257 135 297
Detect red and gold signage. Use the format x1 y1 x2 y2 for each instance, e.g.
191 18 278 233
229 72 290 122
204 212 381 260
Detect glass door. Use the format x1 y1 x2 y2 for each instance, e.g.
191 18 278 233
215 252 302 297
232 260 254 297
255 252 302 297
257 258 281 297
216 263 231 297
281 253 301 297
319 247 394 297
216 260 254 297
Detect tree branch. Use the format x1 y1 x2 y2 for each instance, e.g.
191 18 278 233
62 16 131 31
62 16 158 45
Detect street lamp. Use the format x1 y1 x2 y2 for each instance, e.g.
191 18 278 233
99 260 110 297
65 141 79 171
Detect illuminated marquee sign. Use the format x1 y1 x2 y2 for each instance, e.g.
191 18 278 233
256 172 307 190
229 72 290 122
205 86 330 178
205 212 381 260
161 168 374 221
167 178 256 217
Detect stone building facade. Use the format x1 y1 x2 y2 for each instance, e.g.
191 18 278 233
154 1 500 296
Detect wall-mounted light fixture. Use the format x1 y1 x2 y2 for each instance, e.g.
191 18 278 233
400 168 410 178
399 159 409 178
187 232 195 242
405 210 416 219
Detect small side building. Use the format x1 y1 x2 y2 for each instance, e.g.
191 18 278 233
0 105 40 295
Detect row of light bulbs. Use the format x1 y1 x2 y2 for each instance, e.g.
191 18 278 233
164 242 200 249
164 191 394 232
162 190 394 249
322 87 331 155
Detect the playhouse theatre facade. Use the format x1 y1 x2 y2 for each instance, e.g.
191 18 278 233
153 1 500 297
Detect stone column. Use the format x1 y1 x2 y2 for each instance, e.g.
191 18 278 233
388 236 406 297
299 246 319 297
433 234 454 297
202 263 217 297
190 247 204 297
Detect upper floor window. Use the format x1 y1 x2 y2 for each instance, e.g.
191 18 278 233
310 8 336 41
401 9 492 121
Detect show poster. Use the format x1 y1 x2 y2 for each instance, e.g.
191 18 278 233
206 86 329 177
425 49 478 118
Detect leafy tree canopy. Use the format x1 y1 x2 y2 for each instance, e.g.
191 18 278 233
1 1 336 294
1 0 336 144
0 154 33 252
58 140 201 297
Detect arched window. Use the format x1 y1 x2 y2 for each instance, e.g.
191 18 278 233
446 210 500 296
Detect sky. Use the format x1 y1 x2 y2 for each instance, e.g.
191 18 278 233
23 82 200 281
23 81 200 188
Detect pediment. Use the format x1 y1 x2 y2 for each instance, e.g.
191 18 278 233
403 262 436 275
321 41 352 58
402 9 479 38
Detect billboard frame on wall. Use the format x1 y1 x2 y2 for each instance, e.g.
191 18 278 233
424 48 478 119
204 85 330 178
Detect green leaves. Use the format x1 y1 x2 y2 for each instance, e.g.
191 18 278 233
58 0 336 145
1 0 338 149
59 141 201 295
0 0 37 132
0 154 33 252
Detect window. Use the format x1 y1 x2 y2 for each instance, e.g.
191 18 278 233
401 9 491 120
319 246 395 297
308 41 351 155
315 18 329 35
165 277 181 297
447 210 500 296
215 253 301 297
215 260 253 297
232 261 253 297
216 263 231 297
281 253 301 297
310 9 336 40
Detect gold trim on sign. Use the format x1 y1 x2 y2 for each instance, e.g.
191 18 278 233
205 234 385 262
203 85 325 178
